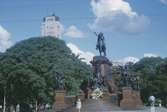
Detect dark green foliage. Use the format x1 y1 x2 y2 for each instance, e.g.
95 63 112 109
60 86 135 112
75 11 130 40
113 57 167 107
0 37 92 107
133 57 167 106
133 57 163 79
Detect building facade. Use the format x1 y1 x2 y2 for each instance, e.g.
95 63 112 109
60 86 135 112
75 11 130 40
41 15 62 38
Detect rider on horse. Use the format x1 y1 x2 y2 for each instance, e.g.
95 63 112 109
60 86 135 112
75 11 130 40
95 32 106 56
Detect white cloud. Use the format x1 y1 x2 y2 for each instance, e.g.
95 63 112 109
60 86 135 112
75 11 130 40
113 54 158 66
112 56 139 66
112 53 160 66
64 25 84 38
67 43 95 64
160 0 167 5
89 0 150 34
144 53 158 58
0 25 12 52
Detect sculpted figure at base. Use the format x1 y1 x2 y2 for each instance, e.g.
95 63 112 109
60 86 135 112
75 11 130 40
55 72 65 90
121 63 141 91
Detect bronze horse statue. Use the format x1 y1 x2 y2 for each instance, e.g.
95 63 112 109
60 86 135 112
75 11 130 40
95 32 106 56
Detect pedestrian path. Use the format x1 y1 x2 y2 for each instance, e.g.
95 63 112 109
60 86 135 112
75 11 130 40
65 99 167 112
81 99 121 112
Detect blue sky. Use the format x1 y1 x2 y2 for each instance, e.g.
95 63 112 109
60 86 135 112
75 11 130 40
0 0 167 63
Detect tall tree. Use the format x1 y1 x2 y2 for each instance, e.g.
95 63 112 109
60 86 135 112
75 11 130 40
0 36 92 110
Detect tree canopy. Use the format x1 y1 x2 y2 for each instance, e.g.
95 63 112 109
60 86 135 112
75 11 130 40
0 37 92 108
112 57 167 107
133 57 167 106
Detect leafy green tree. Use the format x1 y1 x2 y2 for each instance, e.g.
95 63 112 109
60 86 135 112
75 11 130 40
155 58 167 106
133 57 163 79
0 37 92 110
132 57 167 106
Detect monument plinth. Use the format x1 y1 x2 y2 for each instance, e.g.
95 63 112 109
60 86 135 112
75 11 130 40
91 56 117 93
120 87 143 109
132 90 143 106
53 90 67 112
120 87 134 109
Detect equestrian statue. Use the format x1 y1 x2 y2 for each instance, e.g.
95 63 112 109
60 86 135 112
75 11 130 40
95 32 106 56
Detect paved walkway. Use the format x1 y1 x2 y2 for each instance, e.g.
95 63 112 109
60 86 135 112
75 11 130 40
80 99 121 112
65 99 167 112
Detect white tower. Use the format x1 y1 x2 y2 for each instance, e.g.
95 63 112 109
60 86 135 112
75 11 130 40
41 14 63 38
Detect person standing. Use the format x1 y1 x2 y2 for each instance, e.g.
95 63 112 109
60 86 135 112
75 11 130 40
16 104 20 112
76 99 82 112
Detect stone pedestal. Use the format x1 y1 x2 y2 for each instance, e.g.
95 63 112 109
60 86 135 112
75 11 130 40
132 90 143 106
120 87 143 109
91 56 117 93
91 56 112 77
53 90 67 112
120 87 134 109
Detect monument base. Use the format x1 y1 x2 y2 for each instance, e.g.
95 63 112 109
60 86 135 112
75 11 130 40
52 90 67 112
120 87 143 110
133 90 143 107
91 56 117 93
